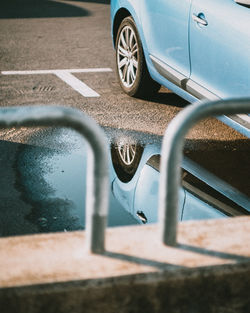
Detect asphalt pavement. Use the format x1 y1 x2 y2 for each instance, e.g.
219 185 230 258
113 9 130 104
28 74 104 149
0 0 249 235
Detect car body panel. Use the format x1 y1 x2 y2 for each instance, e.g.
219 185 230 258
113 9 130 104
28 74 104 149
139 0 192 78
133 163 185 224
189 0 250 99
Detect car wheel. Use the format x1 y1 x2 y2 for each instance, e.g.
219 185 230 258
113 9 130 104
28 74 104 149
115 16 161 97
111 138 143 182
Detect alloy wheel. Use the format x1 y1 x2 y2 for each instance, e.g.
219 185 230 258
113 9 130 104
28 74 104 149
117 142 136 166
117 25 138 88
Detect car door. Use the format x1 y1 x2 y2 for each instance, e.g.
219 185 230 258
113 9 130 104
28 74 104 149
189 0 250 99
140 0 192 78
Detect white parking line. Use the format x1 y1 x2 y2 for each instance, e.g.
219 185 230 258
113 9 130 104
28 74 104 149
1 68 112 98
55 71 99 97
1 68 112 75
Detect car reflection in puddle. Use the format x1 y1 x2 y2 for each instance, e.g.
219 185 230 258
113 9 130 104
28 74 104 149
0 127 249 237
111 133 250 225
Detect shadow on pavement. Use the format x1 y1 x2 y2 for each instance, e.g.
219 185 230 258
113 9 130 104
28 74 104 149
137 88 189 108
0 0 91 19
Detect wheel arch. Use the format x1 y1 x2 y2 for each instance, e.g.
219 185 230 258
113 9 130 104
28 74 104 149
112 5 149 58
112 8 131 47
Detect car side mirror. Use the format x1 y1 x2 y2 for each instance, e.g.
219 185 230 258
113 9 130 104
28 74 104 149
234 0 250 7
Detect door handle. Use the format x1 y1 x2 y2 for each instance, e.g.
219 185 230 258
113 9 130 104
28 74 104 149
136 210 147 224
192 13 208 26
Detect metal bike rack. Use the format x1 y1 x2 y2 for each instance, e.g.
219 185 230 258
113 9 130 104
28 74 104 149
159 98 250 246
1 100 249 253
0 105 109 254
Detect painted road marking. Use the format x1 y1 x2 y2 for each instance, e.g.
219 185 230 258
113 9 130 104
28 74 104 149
1 68 112 75
1 68 249 136
1 68 112 98
55 71 99 97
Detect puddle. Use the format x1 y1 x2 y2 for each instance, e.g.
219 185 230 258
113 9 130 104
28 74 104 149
0 128 138 237
0 126 249 237
109 129 250 224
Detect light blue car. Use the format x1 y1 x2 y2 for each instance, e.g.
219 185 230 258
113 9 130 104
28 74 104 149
111 0 250 102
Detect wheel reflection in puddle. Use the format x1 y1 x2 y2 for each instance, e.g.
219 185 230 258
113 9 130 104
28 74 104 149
11 128 138 237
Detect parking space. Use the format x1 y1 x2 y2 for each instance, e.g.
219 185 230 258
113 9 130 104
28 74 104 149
0 0 248 140
2 67 113 97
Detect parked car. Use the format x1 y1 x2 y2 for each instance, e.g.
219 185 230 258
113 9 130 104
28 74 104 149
111 0 250 101
111 138 250 224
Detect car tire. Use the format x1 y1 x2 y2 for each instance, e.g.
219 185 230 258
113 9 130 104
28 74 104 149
111 138 143 182
115 16 161 97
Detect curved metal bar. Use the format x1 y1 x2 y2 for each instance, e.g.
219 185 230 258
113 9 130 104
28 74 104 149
159 98 250 246
0 105 109 254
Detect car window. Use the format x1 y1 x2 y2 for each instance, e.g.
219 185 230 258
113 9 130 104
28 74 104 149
182 170 249 217
146 154 249 217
